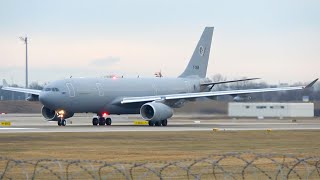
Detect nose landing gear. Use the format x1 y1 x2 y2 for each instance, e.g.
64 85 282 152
57 111 66 126
58 119 66 126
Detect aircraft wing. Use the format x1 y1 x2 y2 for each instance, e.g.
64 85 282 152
121 78 318 104
2 80 41 95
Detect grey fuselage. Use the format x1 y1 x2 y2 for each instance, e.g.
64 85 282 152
39 77 209 115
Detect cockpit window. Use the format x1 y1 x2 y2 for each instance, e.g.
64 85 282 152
44 88 51 91
53 88 59 92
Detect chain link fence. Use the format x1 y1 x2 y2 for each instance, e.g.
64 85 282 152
1 152 320 179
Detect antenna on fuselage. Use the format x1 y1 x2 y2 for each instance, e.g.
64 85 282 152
154 70 163 78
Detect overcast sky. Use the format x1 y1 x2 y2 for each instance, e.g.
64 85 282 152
0 0 319 86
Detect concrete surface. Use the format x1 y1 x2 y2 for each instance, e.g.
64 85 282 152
0 113 320 133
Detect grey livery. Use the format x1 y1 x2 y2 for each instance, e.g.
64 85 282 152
2 27 318 126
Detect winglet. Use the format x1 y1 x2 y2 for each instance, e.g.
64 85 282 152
305 78 318 88
2 79 8 87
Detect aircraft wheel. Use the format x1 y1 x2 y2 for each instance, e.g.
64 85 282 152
106 118 112 125
148 120 155 126
161 119 168 126
92 118 99 126
99 117 106 125
155 121 161 126
58 119 62 126
61 119 66 126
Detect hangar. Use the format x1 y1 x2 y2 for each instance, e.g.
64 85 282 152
228 102 314 118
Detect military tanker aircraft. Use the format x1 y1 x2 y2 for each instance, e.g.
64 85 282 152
2 27 318 126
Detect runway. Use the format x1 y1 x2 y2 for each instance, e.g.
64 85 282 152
1 114 320 133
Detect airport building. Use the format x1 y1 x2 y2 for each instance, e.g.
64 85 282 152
228 102 314 118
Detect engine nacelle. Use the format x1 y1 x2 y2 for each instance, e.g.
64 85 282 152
233 95 251 102
41 106 74 121
140 102 173 121
26 94 39 101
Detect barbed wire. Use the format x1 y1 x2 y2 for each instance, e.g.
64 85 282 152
0 152 320 179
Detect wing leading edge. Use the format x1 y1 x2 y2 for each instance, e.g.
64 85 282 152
2 80 41 95
121 79 318 104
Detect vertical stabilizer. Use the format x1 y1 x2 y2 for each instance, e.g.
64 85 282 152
179 27 214 78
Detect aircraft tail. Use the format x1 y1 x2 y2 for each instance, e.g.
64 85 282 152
179 27 214 78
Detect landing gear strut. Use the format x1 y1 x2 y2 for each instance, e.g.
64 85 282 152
148 119 168 126
99 117 106 125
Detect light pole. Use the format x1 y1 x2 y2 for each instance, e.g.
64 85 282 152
20 36 28 98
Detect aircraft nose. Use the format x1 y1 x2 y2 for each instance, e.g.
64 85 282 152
39 93 55 109
39 93 48 105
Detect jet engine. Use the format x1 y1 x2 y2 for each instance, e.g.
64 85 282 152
233 95 251 102
41 106 74 121
26 94 39 101
140 102 173 121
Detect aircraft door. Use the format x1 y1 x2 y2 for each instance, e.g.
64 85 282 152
184 81 192 93
152 83 157 95
96 83 104 96
66 83 75 97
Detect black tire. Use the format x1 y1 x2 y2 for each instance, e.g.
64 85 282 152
61 119 66 126
57 119 62 126
99 117 106 125
92 118 99 126
161 119 168 126
155 121 161 126
148 120 155 126
106 118 112 125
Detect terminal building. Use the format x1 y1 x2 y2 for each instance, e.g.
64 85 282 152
228 102 314 118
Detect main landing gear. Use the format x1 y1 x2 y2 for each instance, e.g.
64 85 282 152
92 116 112 126
148 119 167 126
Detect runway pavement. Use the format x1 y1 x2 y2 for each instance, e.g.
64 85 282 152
1 113 320 133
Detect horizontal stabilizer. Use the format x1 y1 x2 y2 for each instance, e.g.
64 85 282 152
2 79 8 87
201 78 260 86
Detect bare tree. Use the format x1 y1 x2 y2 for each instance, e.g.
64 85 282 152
29 82 43 90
